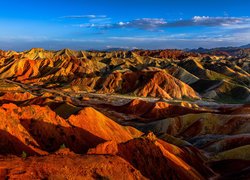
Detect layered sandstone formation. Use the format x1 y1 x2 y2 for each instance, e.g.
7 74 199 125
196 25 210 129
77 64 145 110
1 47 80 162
0 48 249 179
0 48 248 102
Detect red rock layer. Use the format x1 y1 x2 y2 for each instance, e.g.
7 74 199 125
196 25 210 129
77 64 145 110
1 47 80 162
99 69 200 99
0 103 139 155
110 99 208 121
88 133 216 180
0 153 147 180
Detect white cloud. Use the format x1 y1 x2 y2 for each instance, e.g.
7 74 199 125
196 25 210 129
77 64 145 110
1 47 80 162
61 15 107 19
193 16 210 22
190 16 249 27
84 18 168 30
84 16 250 30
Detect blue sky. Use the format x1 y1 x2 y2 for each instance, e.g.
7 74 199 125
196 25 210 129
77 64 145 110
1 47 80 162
0 0 249 51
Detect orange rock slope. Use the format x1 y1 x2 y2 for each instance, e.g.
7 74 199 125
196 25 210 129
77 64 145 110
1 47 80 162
0 100 216 179
99 69 200 100
0 153 147 180
0 103 141 155
106 99 209 121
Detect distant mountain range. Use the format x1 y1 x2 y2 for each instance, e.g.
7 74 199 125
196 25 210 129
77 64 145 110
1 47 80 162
101 44 250 53
240 44 250 49
187 44 250 52
185 44 250 57
103 44 250 57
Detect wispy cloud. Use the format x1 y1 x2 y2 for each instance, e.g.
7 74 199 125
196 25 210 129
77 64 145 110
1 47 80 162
106 45 138 50
106 34 249 49
191 16 246 27
114 18 167 30
82 16 250 30
61 15 107 19
81 18 167 30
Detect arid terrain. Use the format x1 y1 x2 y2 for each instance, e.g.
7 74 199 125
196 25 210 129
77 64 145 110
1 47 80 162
0 48 249 179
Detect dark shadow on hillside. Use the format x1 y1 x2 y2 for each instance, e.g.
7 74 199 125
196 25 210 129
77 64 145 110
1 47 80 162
20 119 106 154
208 159 250 179
0 130 37 156
48 102 82 119
0 99 28 106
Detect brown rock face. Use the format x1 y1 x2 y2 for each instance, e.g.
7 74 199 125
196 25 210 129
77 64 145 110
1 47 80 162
68 107 135 143
0 154 147 180
110 99 209 121
87 140 118 155
99 69 200 99
0 103 139 155
117 135 214 180
87 133 215 180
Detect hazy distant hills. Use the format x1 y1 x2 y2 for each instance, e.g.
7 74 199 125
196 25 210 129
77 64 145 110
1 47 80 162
240 44 250 49
187 44 250 57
